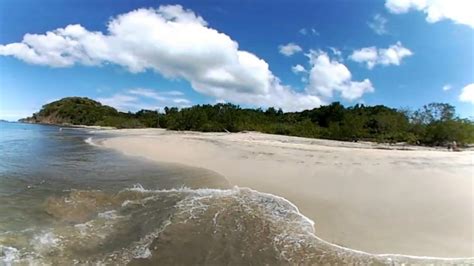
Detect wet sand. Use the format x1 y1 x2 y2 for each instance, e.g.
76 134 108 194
98 129 474 258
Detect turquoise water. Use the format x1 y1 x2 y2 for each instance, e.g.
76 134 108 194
0 121 471 265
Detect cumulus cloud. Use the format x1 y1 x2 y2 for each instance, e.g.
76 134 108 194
306 50 374 101
97 88 191 111
459 83 474 104
0 5 322 111
349 42 413 69
368 14 388 35
278 43 303 56
442 84 452 91
291 64 306 74
385 0 474 28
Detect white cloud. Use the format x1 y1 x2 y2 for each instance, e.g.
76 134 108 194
350 47 378 68
0 5 322 111
299 28 319 36
385 0 474 28
128 88 167 101
291 64 306 74
459 83 474 104
97 88 192 111
97 94 141 111
328 47 343 61
278 43 303 56
329 47 342 57
306 50 374 101
368 14 388 35
173 98 191 104
442 84 452 91
349 42 413 69
164 90 184 96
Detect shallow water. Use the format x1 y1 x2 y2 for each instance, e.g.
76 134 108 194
0 122 472 265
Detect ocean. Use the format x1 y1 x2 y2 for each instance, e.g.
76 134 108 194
0 121 470 265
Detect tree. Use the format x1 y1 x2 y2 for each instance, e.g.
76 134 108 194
412 103 455 124
309 102 345 127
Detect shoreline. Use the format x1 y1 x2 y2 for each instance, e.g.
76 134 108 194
95 128 473 258
15 121 117 130
15 121 474 152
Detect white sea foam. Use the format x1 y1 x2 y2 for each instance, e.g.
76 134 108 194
73 223 89 235
98 210 121 220
4 184 471 264
133 247 152 259
129 183 147 192
84 136 103 147
123 184 474 264
0 246 20 265
32 232 59 249
84 137 97 146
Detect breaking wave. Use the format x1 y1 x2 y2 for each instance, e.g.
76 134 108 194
84 137 99 147
1 185 472 265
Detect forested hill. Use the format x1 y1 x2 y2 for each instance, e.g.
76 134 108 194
20 97 474 146
19 97 157 128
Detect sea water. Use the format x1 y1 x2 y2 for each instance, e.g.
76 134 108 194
0 121 471 265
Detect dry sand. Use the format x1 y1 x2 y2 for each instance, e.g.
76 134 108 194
97 129 473 258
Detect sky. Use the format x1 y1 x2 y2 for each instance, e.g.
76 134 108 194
0 0 473 120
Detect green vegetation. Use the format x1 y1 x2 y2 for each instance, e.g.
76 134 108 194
19 97 158 129
20 97 474 146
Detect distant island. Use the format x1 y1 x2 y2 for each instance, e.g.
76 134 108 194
20 97 474 146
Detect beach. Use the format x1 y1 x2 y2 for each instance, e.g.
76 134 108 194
98 129 473 258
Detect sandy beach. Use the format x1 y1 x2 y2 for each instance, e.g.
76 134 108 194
97 129 473 258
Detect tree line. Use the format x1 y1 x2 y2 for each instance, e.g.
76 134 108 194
22 97 474 146
158 102 473 146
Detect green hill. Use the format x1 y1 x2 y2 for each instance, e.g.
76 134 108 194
19 97 158 128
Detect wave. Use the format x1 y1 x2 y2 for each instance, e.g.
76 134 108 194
84 137 99 147
1 184 472 265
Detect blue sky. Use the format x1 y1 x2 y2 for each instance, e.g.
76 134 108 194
0 0 473 120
